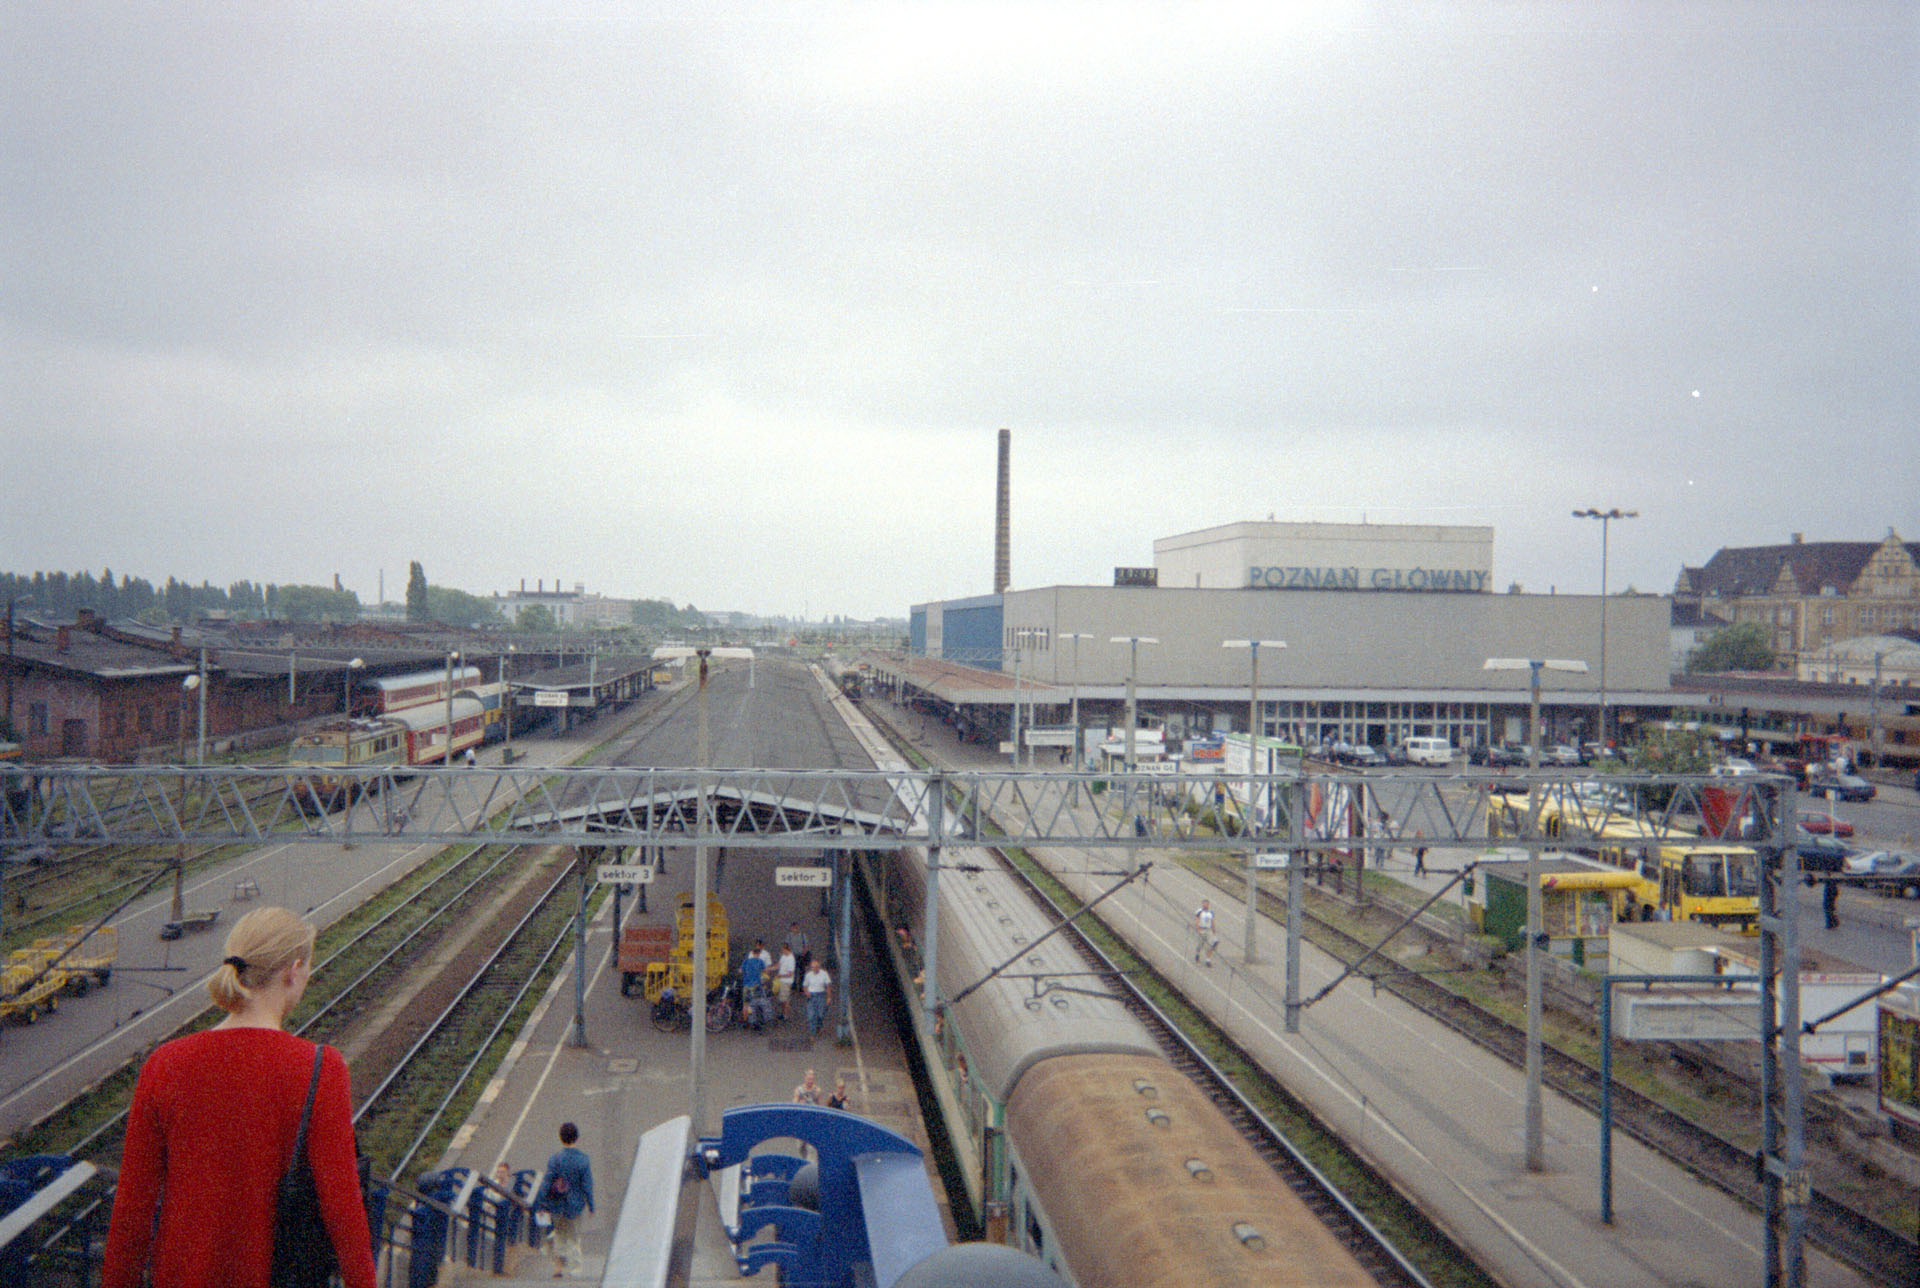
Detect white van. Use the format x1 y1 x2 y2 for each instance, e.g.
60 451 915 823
1402 737 1454 767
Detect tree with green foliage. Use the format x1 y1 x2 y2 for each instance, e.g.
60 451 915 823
517 604 557 633
1687 622 1776 673
405 562 429 622
267 585 362 623
426 586 505 628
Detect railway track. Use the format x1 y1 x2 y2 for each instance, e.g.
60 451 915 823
1190 857 1920 1288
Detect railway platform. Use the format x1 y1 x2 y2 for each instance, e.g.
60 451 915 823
422 831 945 1284
867 693 1873 1288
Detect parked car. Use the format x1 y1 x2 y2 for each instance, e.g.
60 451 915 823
1401 736 1454 767
1795 835 1852 876
1543 744 1582 767
1847 851 1920 898
1343 744 1383 768
1484 744 1529 768
1799 816 1855 839
1809 772 1876 803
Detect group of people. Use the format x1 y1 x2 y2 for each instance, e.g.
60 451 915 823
738 920 835 1037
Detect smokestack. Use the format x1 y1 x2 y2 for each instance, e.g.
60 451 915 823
994 428 1011 595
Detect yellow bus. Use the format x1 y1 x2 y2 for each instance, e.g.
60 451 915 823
1517 798 1761 933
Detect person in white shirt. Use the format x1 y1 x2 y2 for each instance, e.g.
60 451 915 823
802 958 833 1037
1193 900 1217 966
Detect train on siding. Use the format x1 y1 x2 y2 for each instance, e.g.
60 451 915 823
352 665 485 716
861 842 1383 1288
287 698 488 810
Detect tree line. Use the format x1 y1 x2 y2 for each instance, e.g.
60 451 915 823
2 565 712 633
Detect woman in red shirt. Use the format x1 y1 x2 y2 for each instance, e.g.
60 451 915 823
103 907 377 1288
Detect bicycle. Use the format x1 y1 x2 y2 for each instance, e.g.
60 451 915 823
651 984 734 1034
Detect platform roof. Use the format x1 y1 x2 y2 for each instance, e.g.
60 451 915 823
864 655 1060 708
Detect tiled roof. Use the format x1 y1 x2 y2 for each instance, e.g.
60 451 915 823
1690 542 1905 598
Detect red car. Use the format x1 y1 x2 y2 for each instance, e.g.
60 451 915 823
1800 816 1856 839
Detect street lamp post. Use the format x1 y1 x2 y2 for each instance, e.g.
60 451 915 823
1573 508 1637 750
1109 636 1158 774
1225 639 1285 964
1061 632 1092 768
173 669 204 921
502 645 516 762
1484 656 1588 1173
343 657 364 717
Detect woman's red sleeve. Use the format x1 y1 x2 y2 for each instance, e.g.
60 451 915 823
100 1052 166 1288
311 1045 378 1288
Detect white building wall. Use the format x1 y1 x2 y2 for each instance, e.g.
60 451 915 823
1002 584 1669 695
1153 521 1494 592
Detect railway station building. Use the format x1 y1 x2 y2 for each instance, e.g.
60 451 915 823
891 521 1672 756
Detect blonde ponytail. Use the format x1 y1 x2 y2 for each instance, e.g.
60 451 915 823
208 906 315 1012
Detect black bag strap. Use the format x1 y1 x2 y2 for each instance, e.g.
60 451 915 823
289 1046 324 1169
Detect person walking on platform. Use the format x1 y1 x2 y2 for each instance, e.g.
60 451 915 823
803 956 833 1037
827 1077 850 1111
1192 899 1217 966
1823 878 1840 931
102 906 378 1288
774 943 797 1022
793 1068 823 1105
537 1122 595 1279
740 942 771 1030
784 921 811 969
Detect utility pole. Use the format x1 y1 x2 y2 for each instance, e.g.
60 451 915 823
1484 656 1587 1172
1225 639 1284 965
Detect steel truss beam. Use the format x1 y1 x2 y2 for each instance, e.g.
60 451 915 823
1 765 1793 855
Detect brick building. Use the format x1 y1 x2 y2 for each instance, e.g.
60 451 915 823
3 612 359 762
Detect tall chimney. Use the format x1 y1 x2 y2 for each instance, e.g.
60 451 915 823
994 428 1011 595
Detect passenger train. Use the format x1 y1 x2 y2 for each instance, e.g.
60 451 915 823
287 698 488 810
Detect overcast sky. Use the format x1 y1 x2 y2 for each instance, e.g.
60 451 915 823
6 3 1916 621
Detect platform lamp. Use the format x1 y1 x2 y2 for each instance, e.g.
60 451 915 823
1225 639 1284 964
653 644 755 1131
1483 656 1588 1173
1573 508 1636 750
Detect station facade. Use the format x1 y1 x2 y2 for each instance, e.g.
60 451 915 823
905 522 1670 754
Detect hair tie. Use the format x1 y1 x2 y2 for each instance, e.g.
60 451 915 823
222 956 249 972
